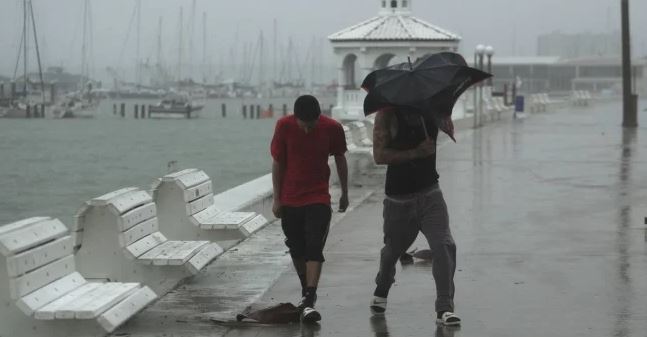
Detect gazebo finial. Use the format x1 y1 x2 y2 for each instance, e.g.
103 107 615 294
379 0 412 16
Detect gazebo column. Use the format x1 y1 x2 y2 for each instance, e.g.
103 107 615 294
359 47 373 85
409 47 417 62
337 66 345 107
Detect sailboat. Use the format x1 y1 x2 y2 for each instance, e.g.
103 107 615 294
4 0 47 119
51 0 99 119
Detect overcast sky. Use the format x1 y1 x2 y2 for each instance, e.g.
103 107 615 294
1 0 645 81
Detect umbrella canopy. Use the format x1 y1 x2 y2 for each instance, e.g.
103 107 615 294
361 52 491 141
362 52 491 115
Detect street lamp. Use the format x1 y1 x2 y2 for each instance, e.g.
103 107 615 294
485 45 494 87
621 0 637 127
474 45 486 128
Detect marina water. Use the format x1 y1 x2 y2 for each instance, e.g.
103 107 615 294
0 96 334 225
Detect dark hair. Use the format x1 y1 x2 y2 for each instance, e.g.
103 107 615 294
294 95 321 122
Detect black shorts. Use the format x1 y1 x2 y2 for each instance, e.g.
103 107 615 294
281 204 332 262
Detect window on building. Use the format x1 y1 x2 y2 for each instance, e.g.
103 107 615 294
382 1 386 7
402 0 408 7
391 0 397 8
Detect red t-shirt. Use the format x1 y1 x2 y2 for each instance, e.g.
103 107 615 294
271 115 347 207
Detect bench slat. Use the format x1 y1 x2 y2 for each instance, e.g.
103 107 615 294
186 243 223 274
118 202 157 231
184 181 213 202
0 217 50 236
75 283 140 319
97 286 157 332
7 236 74 277
198 211 255 230
0 218 68 256
9 255 76 300
175 170 210 189
119 217 159 247
154 241 208 266
108 190 152 215
54 283 127 319
16 272 87 316
161 168 197 181
137 241 185 265
186 194 214 215
190 206 221 227
35 283 101 320
125 232 167 259
240 215 269 236
90 187 138 206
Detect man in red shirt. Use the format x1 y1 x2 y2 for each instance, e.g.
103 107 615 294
270 95 349 323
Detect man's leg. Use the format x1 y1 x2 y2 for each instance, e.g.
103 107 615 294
300 204 332 322
291 257 307 296
280 207 308 298
374 197 418 304
305 261 322 288
419 188 459 324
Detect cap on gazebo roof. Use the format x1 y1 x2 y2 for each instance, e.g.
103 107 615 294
329 0 461 42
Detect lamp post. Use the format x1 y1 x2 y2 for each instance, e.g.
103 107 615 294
485 45 494 87
621 0 637 127
474 44 485 128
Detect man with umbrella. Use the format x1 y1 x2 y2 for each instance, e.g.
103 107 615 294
365 52 490 326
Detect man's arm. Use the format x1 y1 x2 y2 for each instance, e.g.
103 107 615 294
271 159 284 218
372 111 436 165
334 154 349 212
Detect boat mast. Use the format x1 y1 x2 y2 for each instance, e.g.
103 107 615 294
157 17 163 66
23 0 28 97
273 19 277 86
189 0 195 80
81 0 89 82
28 0 45 104
177 7 183 81
202 11 207 83
135 0 141 85
259 30 264 91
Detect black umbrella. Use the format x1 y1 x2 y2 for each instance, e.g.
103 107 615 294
362 52 492 141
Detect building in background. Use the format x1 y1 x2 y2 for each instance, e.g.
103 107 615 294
537 31 621 59
491 56 647 95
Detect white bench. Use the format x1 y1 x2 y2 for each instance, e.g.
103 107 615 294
350 121 373 147
0 217 157 336
74 187 224 296
572 90 591 107
343 124 372 155
152 169 269 242
482 97 496 121
494 97 510 113
529 94 546 113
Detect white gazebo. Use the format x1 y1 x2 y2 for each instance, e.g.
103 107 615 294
328 0 461 121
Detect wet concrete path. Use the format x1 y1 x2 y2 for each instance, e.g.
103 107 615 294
116 101 647 337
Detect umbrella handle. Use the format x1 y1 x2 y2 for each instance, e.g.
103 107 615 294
419 116 429 139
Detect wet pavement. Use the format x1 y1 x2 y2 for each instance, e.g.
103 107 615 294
115 101 647 337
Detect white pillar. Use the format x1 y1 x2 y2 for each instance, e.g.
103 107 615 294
359 47 373 85
337 66 345 107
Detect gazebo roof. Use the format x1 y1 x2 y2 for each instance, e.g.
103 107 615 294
329 14 461 42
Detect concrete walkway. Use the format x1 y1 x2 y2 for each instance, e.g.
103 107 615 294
116 101 647 337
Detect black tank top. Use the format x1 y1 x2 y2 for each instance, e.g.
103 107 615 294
385 110 439 196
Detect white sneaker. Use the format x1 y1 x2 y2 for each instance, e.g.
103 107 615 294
436 311 461 326
301 307 321 323
370 296 387 315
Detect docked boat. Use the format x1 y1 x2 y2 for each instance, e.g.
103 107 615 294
149 95 204 119
50 96 99 119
